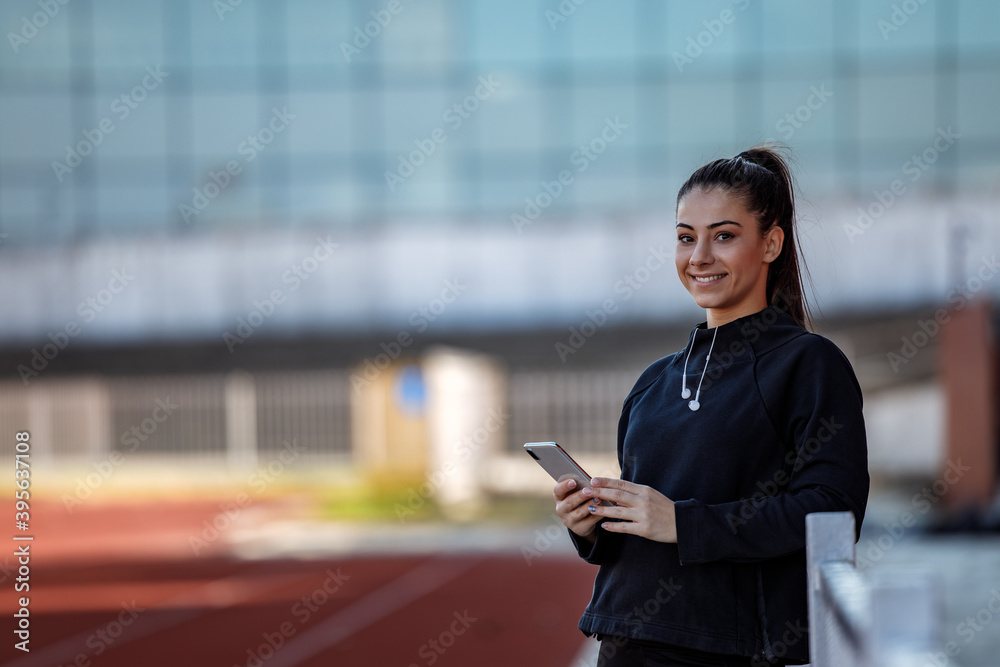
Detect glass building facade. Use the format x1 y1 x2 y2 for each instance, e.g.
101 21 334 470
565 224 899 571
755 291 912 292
1 0 998 246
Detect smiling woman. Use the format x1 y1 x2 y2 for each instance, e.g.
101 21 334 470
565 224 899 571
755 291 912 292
676 188 783 330
553 145 870 667
674 146 810 331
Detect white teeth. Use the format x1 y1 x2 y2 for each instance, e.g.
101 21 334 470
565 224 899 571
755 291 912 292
694 274 725 283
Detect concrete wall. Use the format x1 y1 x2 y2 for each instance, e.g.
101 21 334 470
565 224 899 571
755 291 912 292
1 196 997 347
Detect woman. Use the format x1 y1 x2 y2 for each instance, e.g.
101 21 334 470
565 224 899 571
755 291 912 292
554 145 869 667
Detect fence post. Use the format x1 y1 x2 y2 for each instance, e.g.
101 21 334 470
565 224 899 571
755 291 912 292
807 511 941 667
807 511 856 666
226 371 258 469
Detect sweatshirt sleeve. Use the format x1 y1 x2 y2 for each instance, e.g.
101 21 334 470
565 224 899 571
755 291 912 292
674 334 870 565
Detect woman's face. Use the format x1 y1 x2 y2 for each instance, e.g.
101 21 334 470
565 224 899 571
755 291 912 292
675 187 783 326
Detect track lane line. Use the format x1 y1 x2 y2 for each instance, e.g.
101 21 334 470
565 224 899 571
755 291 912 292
264 555 484 667
6 563 314 667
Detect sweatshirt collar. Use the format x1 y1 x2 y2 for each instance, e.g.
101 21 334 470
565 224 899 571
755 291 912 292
685 304 804 358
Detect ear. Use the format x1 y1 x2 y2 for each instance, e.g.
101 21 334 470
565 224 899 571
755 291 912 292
763 224 784 264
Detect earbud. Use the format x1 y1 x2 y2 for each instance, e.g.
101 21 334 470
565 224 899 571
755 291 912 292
680 325 717 412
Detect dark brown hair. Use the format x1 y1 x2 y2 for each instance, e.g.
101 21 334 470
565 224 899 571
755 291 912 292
676 143 814 331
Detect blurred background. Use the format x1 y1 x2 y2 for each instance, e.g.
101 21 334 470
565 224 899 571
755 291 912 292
0 1 998 665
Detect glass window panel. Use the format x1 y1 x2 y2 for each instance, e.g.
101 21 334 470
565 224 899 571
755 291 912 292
0 0 72 68
287 1 353 66
92 0 164 70
572 86 638 149
97 187 171 231
0 173 76 241
957 71 1000 140
759 1 834 54
761 78 837 145
0 183 46 224
379 0 451 72
190 66 258 92
474 81 544 152
569 4 637 60
785 140 838 199
957 0 1000 48
383 154 452 210
470 0 543 63
856 135 958 191
855 141 920 190
189 1 258 66
480 176 551 216
286 176 355 221
634 83 671 147
0 93 74 160
285 92 352 154
857 75 936 143
656 0 744 70
190 94 260 159
382 88 458 155
858 0 937 52
93 95 168 157
664 83 737 147
572 154 638 207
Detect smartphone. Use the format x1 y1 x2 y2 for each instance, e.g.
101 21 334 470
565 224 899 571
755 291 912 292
523 442 615 506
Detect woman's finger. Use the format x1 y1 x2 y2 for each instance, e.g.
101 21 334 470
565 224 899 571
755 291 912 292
553 477 578 501
590 477 641 494
600 519 637 535
584 484 631 506
587 501 631 520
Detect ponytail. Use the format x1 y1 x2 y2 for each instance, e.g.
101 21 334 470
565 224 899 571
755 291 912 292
676 143 815 331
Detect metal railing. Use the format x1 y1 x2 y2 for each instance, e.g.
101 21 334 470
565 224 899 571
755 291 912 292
806 512 940 667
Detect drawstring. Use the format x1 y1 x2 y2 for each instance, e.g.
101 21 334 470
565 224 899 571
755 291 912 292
680 325 719 412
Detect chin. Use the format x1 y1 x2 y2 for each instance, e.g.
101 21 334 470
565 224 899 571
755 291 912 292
689 293 727 309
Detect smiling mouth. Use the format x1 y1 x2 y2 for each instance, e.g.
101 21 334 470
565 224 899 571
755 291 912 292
692 274 727 284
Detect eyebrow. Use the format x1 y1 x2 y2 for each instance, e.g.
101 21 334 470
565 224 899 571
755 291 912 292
675 220 743 230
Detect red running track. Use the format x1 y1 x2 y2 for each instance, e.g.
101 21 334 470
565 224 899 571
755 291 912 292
2 500 597 667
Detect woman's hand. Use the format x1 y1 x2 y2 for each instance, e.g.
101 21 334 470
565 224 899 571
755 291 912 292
554 478 602 543
583 477 678 543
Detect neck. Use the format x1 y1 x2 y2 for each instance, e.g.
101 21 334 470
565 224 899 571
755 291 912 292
706 297 769 329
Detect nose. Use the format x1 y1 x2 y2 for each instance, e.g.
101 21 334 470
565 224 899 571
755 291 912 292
689 237 714 267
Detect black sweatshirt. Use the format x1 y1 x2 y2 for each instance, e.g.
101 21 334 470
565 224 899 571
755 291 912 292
570 304 870 665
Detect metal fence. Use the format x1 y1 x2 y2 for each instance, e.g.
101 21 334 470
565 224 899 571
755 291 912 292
806 512 940 667
0 370 355 464
506 369 636 455
0 366 634 464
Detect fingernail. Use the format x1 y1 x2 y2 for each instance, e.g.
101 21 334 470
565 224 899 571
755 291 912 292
582 487 592 495
567 479 576 488
588 506 596 512
590 478 599 486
